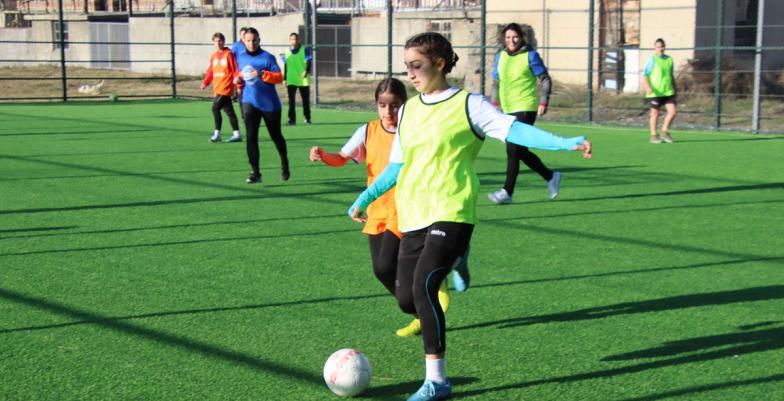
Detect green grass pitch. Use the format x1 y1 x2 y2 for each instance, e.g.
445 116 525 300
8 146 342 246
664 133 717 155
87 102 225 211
0 99 782 401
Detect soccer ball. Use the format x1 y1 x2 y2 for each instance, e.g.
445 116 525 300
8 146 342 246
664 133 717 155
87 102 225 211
323 348 372 397
108 93 118 102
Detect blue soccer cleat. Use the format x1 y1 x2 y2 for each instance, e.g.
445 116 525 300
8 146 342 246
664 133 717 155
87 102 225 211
406 380 452 401
451 251 470 293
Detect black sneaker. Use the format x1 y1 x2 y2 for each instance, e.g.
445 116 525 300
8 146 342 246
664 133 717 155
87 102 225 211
246 173 261 184
281 166 290 181
286 120 296 126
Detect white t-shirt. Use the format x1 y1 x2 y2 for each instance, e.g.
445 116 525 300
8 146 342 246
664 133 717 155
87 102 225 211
340 121 397 163
389 87 516 163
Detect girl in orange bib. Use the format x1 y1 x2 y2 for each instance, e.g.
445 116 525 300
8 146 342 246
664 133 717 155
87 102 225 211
309 78 449 337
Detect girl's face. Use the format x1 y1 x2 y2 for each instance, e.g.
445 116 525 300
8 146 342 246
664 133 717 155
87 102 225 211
243 32 260 52
404 47 446 94
376 91 403 129
213 37 225 50
505 29 521 52
654 41 665 56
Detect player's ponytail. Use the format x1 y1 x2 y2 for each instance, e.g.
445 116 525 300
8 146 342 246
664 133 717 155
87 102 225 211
404 32 459 74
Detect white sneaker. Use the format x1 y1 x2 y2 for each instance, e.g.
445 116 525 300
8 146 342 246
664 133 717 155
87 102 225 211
488 188 512 205
548 171 561 201
650 135 662 144
660 132 674 143
209 133 221 143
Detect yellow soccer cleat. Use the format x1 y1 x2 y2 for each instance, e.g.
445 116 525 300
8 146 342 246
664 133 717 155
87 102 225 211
396 318 421 337
396 280 451 337
438 279 449 313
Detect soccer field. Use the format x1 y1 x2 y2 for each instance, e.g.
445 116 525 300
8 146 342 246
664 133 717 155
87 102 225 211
0 99 782 401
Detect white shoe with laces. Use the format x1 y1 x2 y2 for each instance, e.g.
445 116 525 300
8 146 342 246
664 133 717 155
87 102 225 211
488 188 512 205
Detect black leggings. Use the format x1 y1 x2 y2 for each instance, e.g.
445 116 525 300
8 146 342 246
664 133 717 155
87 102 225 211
212 95 239 131
368 230 400 297
242 104 288 175
504 111 553 195
287 85 311 123
397 222 473 355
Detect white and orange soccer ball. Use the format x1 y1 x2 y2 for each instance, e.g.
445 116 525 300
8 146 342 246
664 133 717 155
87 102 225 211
323 348 372 397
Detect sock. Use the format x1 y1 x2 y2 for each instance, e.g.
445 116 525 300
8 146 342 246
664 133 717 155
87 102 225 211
213 130 220 136
232 130 240 137
425 358 446 384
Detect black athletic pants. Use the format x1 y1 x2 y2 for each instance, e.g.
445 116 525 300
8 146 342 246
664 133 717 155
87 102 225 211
504 111 553 195
287 85 311 123
242 104 288 176
212 95 239 131
368 231 400 297
396 222 473 355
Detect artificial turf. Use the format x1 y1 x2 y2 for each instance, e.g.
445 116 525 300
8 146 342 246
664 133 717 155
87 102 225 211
0 99 782 401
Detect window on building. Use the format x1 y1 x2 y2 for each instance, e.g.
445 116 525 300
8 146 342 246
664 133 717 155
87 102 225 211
428 20 452 42
52 21 69 49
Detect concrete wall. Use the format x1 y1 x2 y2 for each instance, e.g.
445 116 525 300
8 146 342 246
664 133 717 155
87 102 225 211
128 14 302 76
639 0 697 74
0 17 92 67
351 10 486 92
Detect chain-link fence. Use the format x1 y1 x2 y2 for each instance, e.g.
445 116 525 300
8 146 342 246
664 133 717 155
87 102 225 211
1 0 782 133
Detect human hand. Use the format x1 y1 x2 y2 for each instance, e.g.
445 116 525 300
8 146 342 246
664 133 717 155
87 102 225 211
572 139 592 159
301 71 308 79
538 104 548 116
350 205 367 223
200 83 207 90
309 146 323 161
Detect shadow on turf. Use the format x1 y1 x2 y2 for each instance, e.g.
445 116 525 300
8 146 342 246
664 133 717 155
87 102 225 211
450 285 784 331
0 225 76 234
363 377 478 399
0 286 325 387
0 128 157 137
611 373 784 401
449 323 784 399
0 227 359 257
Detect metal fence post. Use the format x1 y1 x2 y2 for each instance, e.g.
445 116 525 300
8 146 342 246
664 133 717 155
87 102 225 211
232 0 237 43
586 0 594 123
387 0 392 77
480 0 486 96
752 0 765 133
713 0 723 130
312 0 318 105
58 0 67 101
170 0 177 98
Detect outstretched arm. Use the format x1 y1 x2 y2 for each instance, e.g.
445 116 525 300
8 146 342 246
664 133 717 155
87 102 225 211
348 162 402 222
309 146 350 166
506 121 592 158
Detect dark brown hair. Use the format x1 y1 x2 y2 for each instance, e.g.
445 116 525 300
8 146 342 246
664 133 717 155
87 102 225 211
404 32 459 74
502 22 529 50
655 38 666 47
374 77 408 103
212 32 225 41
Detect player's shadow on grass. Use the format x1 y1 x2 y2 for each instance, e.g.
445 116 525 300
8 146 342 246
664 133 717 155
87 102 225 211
364 377 478 399
0 286 326 388
450 323 784 399
558 182 784 203
450 285 784 331
0 128 157 137
612 373 784 401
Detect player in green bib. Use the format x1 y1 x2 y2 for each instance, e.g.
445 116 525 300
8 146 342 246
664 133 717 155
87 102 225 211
283 32 312 125
489 22 561 204
642 38 677 143
346 32 592 401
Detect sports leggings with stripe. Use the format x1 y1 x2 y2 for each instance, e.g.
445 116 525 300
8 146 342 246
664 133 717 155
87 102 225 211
212 95 239 131
504 111 553 195
396 222 473 355
242 104 288 175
